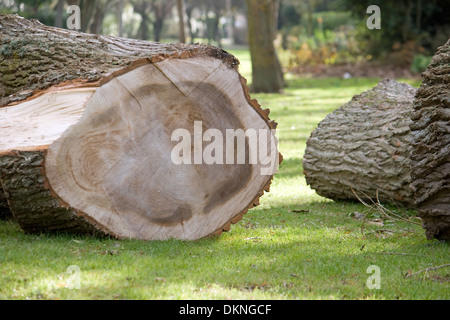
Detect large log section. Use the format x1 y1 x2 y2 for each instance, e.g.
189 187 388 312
0 15 281 240
303 79 416 207
410 39 450 241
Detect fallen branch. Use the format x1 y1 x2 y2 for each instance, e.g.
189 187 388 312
378 252 425 257
404 264 450 278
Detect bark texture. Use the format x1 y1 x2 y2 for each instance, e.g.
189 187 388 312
0 15 281 240
0 151 107 234
0 14 238 107
410 39 450 241
303 79 416 207
0 182 12 219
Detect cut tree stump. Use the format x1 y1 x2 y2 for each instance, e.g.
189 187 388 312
410 39 450 241
0 15 281 240
303 79 416 207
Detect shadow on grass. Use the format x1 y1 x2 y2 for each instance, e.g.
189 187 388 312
1 200 446 301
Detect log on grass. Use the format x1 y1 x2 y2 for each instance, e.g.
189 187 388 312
0 15 281 240
303 79 416 207
409 39 450 241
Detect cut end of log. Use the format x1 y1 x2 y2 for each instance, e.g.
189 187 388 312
1 59 279 240
0 16 281 241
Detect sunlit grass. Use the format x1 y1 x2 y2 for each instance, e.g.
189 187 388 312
0 50 447 300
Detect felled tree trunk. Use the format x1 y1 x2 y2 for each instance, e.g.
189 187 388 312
0 183 12 219
303 79 416 207
410 39 450 241
0 15 280 240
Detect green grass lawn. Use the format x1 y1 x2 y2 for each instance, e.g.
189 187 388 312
0 50 448 300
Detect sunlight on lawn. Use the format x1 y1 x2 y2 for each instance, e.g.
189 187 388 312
1 49 447 301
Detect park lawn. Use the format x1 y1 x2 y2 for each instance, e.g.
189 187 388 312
0 51 448 300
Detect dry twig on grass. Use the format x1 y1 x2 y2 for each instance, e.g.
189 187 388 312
404 264 450 279
350 187 421 236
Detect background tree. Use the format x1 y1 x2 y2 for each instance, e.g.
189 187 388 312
246 0 284 93
149 0 176 42
79 0 97 32
204 0 225 46
1 0 448 75
117 0 125 37
176 0 186 43
54 0 65 28
133 0 151 40
89 0 114 34
287 0 322 37
230 0 247 45
338 0 450 60
0 0 53 25
184 0 202 43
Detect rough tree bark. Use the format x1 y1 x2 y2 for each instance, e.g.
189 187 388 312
303 79 416 207
0 183 11 219
0 15 281 240
176 0 186 43
246 0 284 93
409 39 450 241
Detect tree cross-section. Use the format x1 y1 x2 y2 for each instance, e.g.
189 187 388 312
0 15 281 240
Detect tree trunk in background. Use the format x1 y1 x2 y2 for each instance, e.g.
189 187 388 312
176 0 186 43
185 3 195 43
79 0 97 33
303 79 416 208
117 0 125 37
0 15 280 240
246 0 284 93
54 0 65 28
213 7 222 48
140 10 149 40
409 39 450 241
416 0 422 33
134 1 149 40
151 0 175 42
403 0 413 43
225 0 234 45
307 5 313 37
153 18 163 42
90 0 112 35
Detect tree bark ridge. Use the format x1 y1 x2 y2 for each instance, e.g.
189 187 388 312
0 181 12 219
0 14 239 107
409 39 450 240
303 79 416 207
